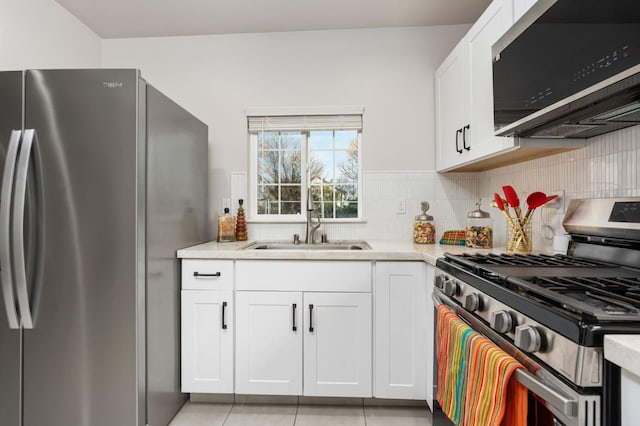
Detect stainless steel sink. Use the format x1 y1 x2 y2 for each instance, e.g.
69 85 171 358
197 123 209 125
242 241 371 250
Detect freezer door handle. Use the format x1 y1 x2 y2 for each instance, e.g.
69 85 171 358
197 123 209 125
12 129 36 328
0 130 22 329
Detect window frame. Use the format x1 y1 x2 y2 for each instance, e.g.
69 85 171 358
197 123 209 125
248 128 363 223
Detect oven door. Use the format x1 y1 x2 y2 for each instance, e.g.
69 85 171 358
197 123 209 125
432 289 600 426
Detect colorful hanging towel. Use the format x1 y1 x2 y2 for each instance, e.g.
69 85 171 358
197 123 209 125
435 304 528 426
436 305 475 425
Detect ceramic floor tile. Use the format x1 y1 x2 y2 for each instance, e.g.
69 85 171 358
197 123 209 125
223 403 297 426
168 401 232 426
364 406 432 426
294 405 365 426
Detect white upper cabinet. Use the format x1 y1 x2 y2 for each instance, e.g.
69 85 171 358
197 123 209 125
466 0 515 161
435 40 470 171
435 0 584 172
435 0 514 172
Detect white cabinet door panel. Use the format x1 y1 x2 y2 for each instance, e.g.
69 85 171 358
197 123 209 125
235 291 303 395
374 262 427 400
304 292 372 397
181 290 233 393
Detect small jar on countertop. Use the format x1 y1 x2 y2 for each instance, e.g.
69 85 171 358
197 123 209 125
413 201 435 244
465 201 492 248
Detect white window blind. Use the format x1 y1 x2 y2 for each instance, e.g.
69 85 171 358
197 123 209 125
248 114 363 132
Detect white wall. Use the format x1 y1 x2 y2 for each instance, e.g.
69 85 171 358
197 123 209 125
102 26 468 226
0 0 101 70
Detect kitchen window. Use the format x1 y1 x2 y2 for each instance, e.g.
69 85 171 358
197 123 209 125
248 113 362 221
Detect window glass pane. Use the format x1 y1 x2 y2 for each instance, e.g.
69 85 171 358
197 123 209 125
259 131 279 150
319 202 334 219
309 130 333 150
334 130 357 150
336 184 358 218
309 151 334 183
258 153 279 184
280 150 302 184
280 132 302 150
281 185 301 202
281 202 300 215
335 150 357 183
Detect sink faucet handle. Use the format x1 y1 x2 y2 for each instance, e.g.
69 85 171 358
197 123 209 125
293 234 300 245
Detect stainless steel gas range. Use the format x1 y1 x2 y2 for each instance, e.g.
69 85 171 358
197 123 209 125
433 197 640 426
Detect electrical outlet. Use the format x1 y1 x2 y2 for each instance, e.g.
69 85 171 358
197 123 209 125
396 199 406 215
544 190 565 213
222 198 231 212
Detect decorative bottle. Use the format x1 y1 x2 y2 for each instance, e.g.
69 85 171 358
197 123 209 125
235 199 248 241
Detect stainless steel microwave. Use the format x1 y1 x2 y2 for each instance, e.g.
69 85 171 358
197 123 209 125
492 0 640 138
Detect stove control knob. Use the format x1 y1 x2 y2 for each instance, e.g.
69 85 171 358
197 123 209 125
490 311 513 333
443 279 459 297
515 325 542 353
434 275 446 290
463 293 481 312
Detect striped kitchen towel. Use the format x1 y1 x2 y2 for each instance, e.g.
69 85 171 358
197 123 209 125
462 333 526 426
436 305 475 425
435 304 528 426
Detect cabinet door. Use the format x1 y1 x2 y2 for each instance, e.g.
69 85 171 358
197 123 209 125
374 262 428 400
181 290 233 393
303 292 372 397
466 0 515 160
435 40 470 171
235 291 303 395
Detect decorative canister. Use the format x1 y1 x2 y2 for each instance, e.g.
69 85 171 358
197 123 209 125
413 201 435 244
466 201 493 248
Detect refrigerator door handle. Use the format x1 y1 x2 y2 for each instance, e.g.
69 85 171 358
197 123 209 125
1 130 22 329
12 128 36 328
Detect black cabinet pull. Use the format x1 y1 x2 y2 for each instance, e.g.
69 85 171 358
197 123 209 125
309 304 314 332
292 303 297 331
455 128 463 154
463 125 470 151
222 301 228 329
194 271 221 277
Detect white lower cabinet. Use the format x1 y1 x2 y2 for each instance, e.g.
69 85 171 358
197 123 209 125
181 290 234 393
304 292 372 397
235 291 303 395
235 290 372 397
374 262 428 400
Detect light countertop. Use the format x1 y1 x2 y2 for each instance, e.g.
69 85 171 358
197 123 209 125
604 335 640 378
177 239 507 266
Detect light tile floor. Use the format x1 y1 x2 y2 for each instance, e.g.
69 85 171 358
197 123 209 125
169 401 433 426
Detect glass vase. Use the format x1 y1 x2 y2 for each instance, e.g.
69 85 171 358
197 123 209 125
506 219 532 254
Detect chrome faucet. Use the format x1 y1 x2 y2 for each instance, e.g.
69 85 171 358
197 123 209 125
305 188 321 244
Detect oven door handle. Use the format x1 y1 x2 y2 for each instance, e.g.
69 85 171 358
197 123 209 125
432 290 578 418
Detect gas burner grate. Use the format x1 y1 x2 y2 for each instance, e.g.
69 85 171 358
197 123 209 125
445 252 618 269
532 276 640 309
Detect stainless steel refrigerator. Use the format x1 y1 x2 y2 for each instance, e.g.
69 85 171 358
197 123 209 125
0 69 208 426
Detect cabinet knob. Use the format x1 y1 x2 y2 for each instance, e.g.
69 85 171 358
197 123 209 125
490 310 513 333
514 325 542 353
